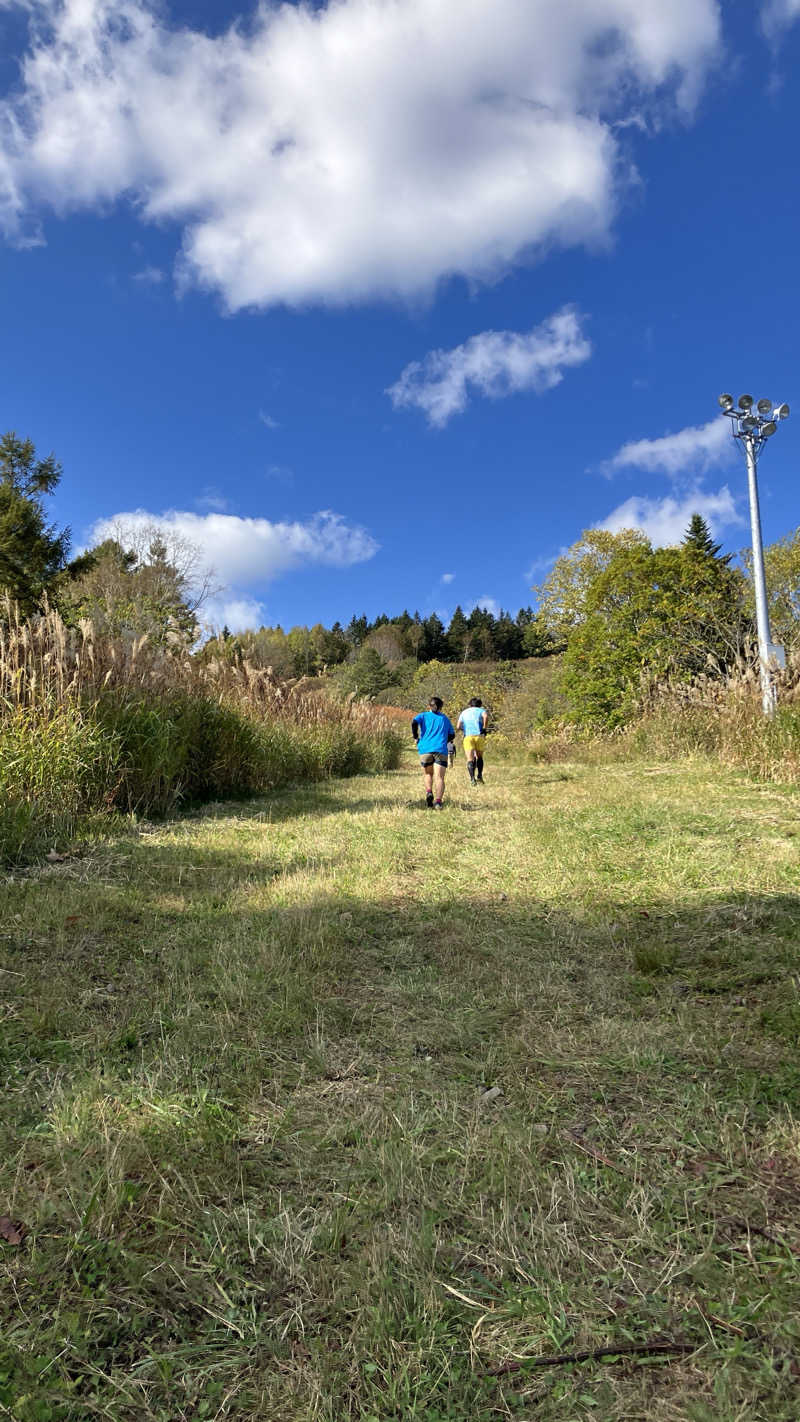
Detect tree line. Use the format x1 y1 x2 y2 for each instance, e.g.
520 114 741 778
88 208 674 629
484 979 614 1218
4 429 800 727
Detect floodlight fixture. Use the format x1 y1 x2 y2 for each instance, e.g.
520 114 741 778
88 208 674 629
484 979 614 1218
718 392 734 411
738 394 754 411
775 403 790 420
761 420 777 438
741 416 758 431
757 398 772 414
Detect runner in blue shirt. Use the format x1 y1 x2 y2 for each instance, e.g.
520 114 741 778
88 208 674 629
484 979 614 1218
411 696 456 809
457 696 488 786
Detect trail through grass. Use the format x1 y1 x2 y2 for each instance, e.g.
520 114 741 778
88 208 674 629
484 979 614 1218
2 752 800 1420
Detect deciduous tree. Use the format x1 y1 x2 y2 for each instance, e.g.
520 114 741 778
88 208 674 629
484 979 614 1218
536 528 650 645
562 542 749 727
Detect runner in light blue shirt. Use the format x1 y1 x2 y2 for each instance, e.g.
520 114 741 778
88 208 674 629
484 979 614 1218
456 697 488 786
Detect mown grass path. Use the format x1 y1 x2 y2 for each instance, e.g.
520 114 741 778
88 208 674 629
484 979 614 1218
2 753 800 1420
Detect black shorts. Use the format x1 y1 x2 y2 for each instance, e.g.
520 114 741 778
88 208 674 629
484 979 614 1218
419 752 449 767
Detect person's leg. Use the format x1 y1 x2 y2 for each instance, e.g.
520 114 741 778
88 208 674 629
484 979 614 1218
433 761 446 805
463 736 476 782
476 753 484 782
421 758 434 805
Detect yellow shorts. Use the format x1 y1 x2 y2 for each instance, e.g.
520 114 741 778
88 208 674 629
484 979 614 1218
463 735 486 756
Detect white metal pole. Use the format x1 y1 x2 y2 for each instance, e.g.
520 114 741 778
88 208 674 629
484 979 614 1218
744 433 776 716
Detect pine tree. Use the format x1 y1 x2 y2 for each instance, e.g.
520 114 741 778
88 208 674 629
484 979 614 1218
421 613 447 660
682 513 731 565
346 614 370 647
446 606 471 661
0 432 74 615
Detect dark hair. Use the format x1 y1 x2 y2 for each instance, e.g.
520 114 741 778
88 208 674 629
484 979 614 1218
469 697 482 707
429 696 443 710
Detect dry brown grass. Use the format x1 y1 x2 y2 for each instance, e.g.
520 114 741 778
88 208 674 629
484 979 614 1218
0 597 398 742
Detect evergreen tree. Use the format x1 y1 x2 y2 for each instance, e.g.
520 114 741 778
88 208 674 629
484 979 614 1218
0 431 76 615
467 605 495 659
446 606 471 661
346 613 370 648
682 513 731 565
493 610 523 660
421 612 447 660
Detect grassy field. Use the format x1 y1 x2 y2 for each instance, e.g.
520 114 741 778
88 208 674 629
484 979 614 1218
2 749 800 1421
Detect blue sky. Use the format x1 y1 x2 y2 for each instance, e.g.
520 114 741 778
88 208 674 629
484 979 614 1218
1 0 799 632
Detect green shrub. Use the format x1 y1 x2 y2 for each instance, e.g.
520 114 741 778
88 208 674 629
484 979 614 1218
0 706 116 863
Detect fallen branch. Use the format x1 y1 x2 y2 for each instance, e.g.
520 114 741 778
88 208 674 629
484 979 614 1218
484 1341 697 1377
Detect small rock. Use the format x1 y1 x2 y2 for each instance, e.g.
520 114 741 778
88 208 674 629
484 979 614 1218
479 1086 503 1106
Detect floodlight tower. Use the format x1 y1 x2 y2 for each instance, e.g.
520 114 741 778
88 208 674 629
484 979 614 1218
718 392 790 715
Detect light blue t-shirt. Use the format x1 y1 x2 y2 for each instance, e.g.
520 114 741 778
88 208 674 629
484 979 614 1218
458 706 486 737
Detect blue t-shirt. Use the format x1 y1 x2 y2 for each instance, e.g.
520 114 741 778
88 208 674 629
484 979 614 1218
458 706 486 737
412 710 455 754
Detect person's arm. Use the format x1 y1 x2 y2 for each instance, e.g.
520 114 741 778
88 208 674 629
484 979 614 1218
446 717 456 744
411 715 421 742
480 709 489 734
456 714 464 734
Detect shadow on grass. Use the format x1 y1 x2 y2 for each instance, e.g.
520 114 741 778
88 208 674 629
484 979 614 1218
4 858 800 1421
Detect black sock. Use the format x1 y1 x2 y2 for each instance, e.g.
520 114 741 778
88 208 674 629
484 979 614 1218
426 790 434 805
467 761 475 780
476 756 484 779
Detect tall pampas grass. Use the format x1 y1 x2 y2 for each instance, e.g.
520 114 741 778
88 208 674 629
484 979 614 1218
0 601 401 863
628 645 800 783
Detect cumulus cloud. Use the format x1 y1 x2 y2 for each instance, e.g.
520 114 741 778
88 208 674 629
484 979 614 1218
597 486 743 546
602 417 732 477
388 307 591 426
88 508 378 583
0 0 722 308
202 594 267 635
440 572 455 584
762 0 800 36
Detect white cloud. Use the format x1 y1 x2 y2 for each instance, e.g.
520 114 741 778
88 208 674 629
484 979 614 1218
202 594 266 635
602 417 732 477
195 488 229 512
131 264 164 284
388 307 591 427
440 572 455 584
86 508 379 623
470 595 501 617
0 0 722 308
597 485 743 546
525 552 559 580
762 0 800 37
259 410 279 430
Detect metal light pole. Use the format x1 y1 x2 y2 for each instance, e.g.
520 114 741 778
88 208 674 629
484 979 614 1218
718 393 790 715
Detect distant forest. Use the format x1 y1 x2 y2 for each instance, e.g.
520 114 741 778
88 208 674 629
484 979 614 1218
209 605 557 680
